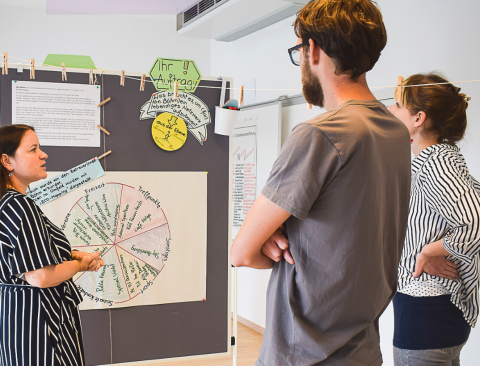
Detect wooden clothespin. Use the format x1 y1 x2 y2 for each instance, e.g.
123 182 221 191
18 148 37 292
120 70 125 86
89 69 94 85
97 125 111 135
239 85 244 106
97 97 111 107
2 52 8 75
98 150 112 160
307 103 312 109
62 62 67 81
140 74 146 91
174 81 179 99
30 59 35 79
396 76 403 103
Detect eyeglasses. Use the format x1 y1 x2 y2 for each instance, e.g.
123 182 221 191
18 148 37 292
288 43 306 66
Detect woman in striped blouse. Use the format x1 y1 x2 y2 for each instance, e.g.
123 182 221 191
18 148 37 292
389 73 480 365
0 124 104 366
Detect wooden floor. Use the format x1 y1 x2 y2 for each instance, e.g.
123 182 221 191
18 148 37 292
151 322 263 366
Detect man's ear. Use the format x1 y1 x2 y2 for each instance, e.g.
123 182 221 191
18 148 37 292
1 154 13 171
308 38 320 65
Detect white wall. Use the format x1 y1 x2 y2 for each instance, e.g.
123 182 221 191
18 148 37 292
211 14 301 105
211 1 480 365
0 2 212 76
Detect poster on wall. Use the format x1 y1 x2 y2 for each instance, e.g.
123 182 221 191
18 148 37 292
39 171 207 310
231 125 257 238
12 81 101 147
141 57 210 146
140 91 211 146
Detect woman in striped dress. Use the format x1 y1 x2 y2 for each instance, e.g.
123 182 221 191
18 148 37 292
389 73 480 365
0 124 104 366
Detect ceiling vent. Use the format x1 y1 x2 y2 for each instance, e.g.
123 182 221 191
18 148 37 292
182 0 226 25
177 0 307 42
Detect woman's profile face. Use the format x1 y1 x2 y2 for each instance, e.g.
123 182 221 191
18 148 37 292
10 130 48 186
389 102 416 136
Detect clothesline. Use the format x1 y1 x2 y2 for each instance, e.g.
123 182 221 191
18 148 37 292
3 56 480 93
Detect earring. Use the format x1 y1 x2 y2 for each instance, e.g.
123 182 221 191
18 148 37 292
8 173 12 177
411 126 417 144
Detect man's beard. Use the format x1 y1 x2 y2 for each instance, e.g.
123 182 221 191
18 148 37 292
301 59 325 108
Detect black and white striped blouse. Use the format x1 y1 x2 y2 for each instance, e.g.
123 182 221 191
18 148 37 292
398 143 480 327
0 189 84 365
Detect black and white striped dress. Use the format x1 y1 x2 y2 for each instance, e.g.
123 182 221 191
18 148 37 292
0 189 84 366
397 143 480 327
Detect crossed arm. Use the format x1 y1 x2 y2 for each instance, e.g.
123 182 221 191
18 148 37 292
240 202 458 279
231 194 293 269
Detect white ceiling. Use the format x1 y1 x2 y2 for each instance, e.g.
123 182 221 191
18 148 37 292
0 0 198 13
0 0 309 13
0 0 45 9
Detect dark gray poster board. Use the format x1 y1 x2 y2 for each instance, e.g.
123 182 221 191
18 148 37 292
0 67 230 365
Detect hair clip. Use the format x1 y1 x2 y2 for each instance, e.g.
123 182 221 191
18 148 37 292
465 96 471 102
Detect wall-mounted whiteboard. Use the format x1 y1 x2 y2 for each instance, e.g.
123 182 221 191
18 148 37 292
231 101 282 238
231 101 281 330
239 101 281 196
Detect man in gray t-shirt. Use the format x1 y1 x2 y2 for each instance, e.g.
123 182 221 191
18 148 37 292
231 1 411 364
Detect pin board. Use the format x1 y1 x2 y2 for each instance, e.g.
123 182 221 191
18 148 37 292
0 66 231 365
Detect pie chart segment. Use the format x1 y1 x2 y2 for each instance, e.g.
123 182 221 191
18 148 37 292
75 246 130 303
115 246 162 299
65 204 114 246
116 224 170 270
115 187 167 243
78 183 122 240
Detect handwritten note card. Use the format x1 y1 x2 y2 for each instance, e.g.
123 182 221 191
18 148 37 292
28 158 105 206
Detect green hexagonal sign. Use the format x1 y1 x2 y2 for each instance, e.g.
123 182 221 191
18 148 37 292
149 58 202 93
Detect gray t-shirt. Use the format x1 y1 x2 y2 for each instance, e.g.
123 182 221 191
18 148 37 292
257 100 411 366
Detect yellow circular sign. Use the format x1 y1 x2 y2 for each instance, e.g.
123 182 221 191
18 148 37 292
151 113 188 151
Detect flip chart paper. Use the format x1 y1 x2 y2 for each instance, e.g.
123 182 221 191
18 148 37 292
231 125 257 229
39 171 207 309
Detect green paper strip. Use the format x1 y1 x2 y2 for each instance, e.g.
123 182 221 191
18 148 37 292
43 54 96 69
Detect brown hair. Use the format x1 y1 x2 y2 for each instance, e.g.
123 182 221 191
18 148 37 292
397 73 469 145
294 0 387 81
0 124 35 198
